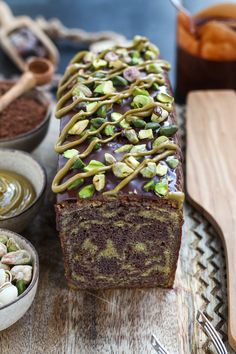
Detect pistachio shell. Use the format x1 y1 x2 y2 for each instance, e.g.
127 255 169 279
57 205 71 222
138 129 154 140
112 162 134 178
1 250 31 265
10 265 33 284
93 174 106 191
156 163 168 176
104 153 116 164
124 129 139 144
6 238 21 253
0 243 7 258
0 283 18 308
68 120 89 135
140 162 157 178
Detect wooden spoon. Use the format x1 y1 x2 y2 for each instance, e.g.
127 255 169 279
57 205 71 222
0 57 54 113
187 90 236 351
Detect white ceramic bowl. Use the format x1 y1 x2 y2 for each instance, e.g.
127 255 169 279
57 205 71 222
0 83 51 152
0 149 47 232
0 228 39 331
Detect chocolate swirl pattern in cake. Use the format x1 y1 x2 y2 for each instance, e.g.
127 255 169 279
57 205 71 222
52 36 184 205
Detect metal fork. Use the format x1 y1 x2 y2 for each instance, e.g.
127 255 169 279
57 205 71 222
151 334 170 354
197 311 228 354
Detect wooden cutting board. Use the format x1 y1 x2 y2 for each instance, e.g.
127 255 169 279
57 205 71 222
187 90 236 351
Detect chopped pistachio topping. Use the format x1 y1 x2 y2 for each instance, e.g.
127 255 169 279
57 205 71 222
167 158 179 169
95 81 115 95
130 144 147 154
154 179 169 196
91 117 106 128
93 174 106 191
68 178 84 190
131 117 146 128
140 162 157 178
159 125 178 137
143 179 156 192
71 157 85 170
79 184 95 198
63 149 78 159
132 95 153 108
112 76 128 87
132 87 149 97
138 129 154 140
156 163 168 176
125 156 140 169
93 59 107 69
68 120 89 135
84 160 105 172
156 92 174 104
146 63 163 74
104 153 116 164
124 129 139 144
113 162 134 178
104 124 115 136
153 136 169 148
115 144 133 153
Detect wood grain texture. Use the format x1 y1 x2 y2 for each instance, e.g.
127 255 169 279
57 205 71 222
187 91 236 351
0 106 234 354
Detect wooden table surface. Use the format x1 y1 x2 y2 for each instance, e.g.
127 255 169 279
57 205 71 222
0 107 233 354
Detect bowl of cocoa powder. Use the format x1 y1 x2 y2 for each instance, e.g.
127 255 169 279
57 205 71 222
0 81 51 152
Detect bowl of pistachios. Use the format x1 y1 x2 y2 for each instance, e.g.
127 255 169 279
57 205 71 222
0 228 39 331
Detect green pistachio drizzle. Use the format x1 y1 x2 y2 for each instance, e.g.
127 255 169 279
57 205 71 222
52 36 184 205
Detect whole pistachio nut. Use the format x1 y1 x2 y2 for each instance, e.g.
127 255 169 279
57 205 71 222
159 125 178 137
93 174 106 191
145 122 160 130
153 136 169 148
6 238 21 253
132 95 154 108
16 280 26 296
124 129 139 144
167 158 179 169
10 265 33 284
0 283 18 308
112 162 134 178
0 243 7 258
1 250 31 265
123 67 140 82
140 162 157 178
68 120 89 135
104 153 116 164
78 184 95 199
94 81 115 95
156 163 168 176
104 51 119 62
143 179 156 192
0 235 8 245
115 144 133 153
156 92 174 104
138 129 154 140
154 179 169 196
84 160 105 172
125 156 140 169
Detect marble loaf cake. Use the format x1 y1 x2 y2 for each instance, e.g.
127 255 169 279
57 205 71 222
52 36 184 289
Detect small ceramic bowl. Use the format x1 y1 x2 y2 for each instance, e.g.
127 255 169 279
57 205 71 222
0 82 51 152
0 149 47 232
0 228 39 331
